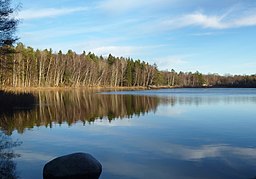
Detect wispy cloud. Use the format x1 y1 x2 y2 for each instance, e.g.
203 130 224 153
98 0 174 13
89 46 136 57
162 9 256 30
181 12 227 29
191 32 218 36
232 14 256 27
19 7 88 20
229 61 256 75
88 44 165 58
173 144 256 161
156 55 189 70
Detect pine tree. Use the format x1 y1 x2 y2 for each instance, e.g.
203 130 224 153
0 0 19 86
0 0 19 50
125 60 133 86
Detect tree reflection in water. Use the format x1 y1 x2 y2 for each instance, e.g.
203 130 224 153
0 132 21 179
0 90 161 134
1 90 256 135
0 91 33 178
0 90 35 117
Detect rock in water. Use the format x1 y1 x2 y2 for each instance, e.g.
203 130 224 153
43 153 102 179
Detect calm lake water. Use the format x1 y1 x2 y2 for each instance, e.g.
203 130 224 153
1 88 256 179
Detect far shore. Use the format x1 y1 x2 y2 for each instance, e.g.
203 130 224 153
2 85 251 93
1 85 180 93
1 86 148 93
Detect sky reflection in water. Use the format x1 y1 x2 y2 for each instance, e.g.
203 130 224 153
2 88 256 179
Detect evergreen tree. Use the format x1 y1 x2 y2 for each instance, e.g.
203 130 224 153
125 60 133 86
0 0 19 86
0 0 19 50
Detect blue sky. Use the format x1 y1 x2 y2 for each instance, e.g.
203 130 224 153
15 0 256 75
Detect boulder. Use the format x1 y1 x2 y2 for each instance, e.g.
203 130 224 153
43 153 102 179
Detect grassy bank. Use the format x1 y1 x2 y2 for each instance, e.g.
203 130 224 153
2 86 151 93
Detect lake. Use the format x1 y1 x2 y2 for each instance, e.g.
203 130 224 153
1 88 256 179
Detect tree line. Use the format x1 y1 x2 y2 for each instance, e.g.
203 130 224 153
161 70 256 88
0 42 163 87
1 0 256 88
0 43 158 87
0 43 255 88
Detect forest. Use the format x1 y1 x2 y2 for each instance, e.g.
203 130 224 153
0 43 256 88
1 0 256 89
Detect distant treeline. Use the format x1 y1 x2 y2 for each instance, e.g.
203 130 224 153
0 43 256 88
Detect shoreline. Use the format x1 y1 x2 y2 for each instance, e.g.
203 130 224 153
2 85 254 93
2 86 150 92
1 85 183 93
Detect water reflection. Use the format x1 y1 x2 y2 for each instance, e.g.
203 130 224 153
1 89 256 135
0 91 161 134
0 90 35 117
106 89 256 106
2 89 256 179
0 132 21 179
162 95 256 106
